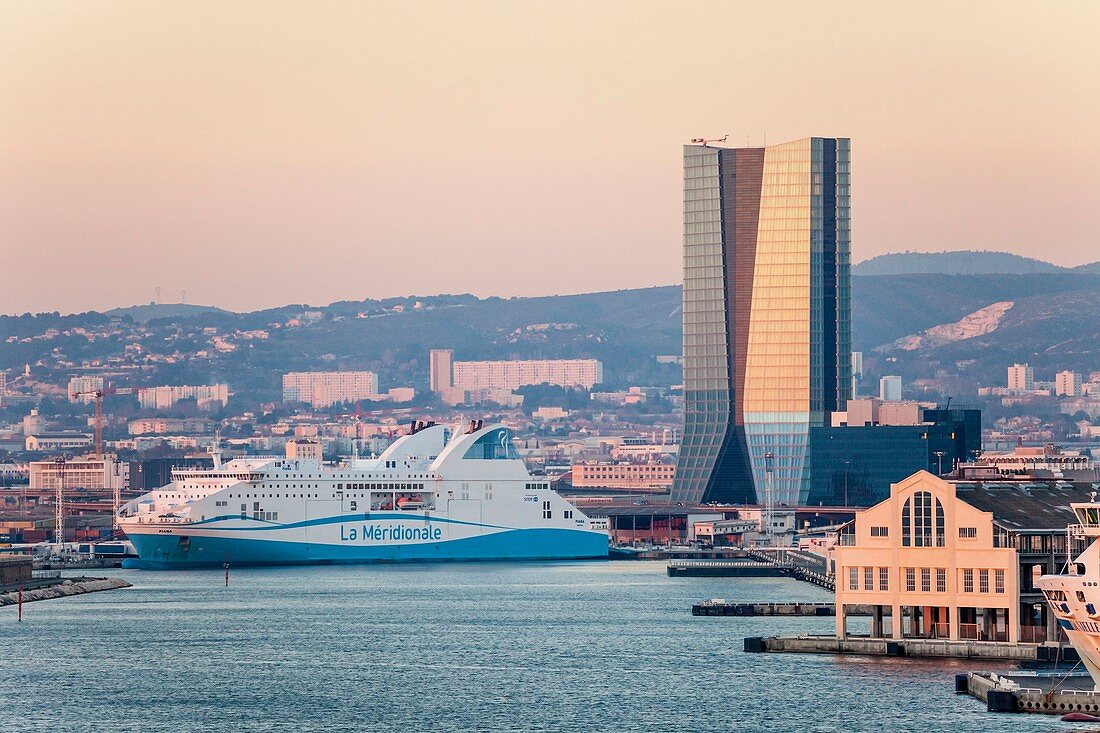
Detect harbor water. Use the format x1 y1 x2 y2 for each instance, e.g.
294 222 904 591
0 562 1073 732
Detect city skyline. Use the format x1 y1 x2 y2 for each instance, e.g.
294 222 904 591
4 2 1100 315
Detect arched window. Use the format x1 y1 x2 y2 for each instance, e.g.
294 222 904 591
901 491 944 547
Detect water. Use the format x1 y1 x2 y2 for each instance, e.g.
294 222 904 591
0 562 1079 732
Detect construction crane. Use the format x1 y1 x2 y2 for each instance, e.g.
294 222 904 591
690 134 728 147
70 386 135 459
69 386 134 530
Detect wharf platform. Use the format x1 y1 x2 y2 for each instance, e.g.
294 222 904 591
0 576 131 607
693 600 870 617
668 560 789 577
743 634 1078 662
961 670 1100 715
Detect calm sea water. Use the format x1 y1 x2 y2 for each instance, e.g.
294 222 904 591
0 562 1083 732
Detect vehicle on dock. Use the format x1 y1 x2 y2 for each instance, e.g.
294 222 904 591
118 421 609 568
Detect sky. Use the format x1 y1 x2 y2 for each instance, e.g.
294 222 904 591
2 1 1099 315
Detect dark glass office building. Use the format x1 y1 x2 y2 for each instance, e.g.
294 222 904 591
805 407 982 506
671 138 852 506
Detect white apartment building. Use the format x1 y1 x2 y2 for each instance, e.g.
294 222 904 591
68 376 104 404
1008 363 1034 392
429 349 454 392
138 384 229 411
282 371 378 408
453 359 603 391
879 375 902 402
1056 370 1081 397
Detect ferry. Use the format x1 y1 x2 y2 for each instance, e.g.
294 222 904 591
119 421 609 568
1038 495 1100 687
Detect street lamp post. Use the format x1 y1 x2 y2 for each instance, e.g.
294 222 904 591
934 451 946 476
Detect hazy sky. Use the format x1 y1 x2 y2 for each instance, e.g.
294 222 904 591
3 1 1099 315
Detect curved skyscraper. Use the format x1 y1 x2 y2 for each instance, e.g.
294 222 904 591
671 137 851 506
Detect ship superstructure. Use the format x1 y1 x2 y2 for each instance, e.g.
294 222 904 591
119 421 608 568
1039 498 1100 687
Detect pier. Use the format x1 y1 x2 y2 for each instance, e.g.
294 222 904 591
743 634 1078 662
0 576 132 608
693 600 872 616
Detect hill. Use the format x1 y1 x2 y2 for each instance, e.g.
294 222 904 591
852 250 1065 276
3 272 1099 404
104 303 231 323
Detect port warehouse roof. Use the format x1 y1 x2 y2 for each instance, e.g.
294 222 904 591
953 480 1100 531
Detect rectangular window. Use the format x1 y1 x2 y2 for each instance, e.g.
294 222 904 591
878 567 888 591
870 526 888 537
959 527 977 539
936 568 946 593
963 568 974 593
864 567 873 591
979 569 990 594
995 569 1005 594
543 501 552 520
921 568 931 593
849 567 858 591
905 568 915 592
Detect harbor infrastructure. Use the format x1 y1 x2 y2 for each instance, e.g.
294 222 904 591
961 671 1100 715
834 470 1100 644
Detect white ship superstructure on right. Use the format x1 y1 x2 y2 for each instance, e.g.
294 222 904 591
1039 499 1100 687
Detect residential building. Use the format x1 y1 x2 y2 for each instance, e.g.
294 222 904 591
879 375 902 402
671 137 852 506
281 372 377 408
836 471 1097 644
138 384 229 411
68 376 104 403
128 418 214 435
429 349 454 392
1056 370 1082 397
570 462 675 492
452 359 603 391
1008 363 1034 392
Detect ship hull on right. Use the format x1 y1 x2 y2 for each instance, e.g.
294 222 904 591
1039 501 1100 687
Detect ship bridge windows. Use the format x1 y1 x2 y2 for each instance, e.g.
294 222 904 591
464 428 520 460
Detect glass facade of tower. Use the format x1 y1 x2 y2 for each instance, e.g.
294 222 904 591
671 137 851 506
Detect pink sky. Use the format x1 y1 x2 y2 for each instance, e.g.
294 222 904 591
2 1 1098 314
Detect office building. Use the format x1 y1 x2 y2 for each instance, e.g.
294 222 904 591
68 376 104 403
138 384 229 411
1056 370 1081 397
29 456 127 491
452 359 602 391
806 406 981 506
25 433 94 452
282 372 378 408
570 462 676 492
429 349 454 392
671 137 852 506
851 352 863 396
879 375 902 402
1008 363 1034 392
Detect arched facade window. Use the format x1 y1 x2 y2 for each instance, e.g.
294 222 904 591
901 491 945 547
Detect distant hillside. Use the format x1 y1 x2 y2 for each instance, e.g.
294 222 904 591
4 272 1099 403
853 250 1064 276
105 303 231 323
1073 261 1100 274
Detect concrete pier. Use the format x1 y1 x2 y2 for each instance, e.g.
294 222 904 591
0 577 131 607
693 601 872 617
963 671 1100 715
744 634 1066 661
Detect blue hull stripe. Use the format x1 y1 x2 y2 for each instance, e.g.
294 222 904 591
183 511 511 532
124 527 609 569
